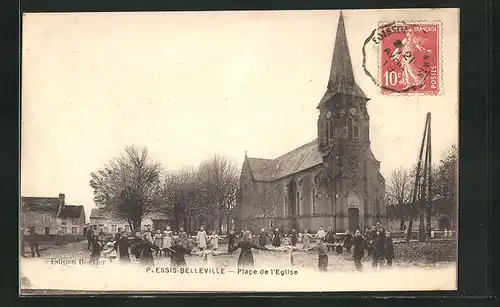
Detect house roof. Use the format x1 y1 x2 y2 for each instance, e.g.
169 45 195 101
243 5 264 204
90 208 104 219
246 139 323 182
58 205 84 219
21 197 60 212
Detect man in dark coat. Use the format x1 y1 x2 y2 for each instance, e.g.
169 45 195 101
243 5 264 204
87 227 94 250
372 223 386 268
227 229 236 254
271 228 281 247
116 231 131 263
290 229 298 246
385 231 395 267
343 230 353 253
28 228 41 257
352 229 365 271
258 228 269 247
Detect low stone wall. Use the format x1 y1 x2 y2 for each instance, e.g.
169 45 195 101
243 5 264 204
394 240 456 262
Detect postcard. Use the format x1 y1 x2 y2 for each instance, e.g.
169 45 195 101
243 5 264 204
20 8 459 293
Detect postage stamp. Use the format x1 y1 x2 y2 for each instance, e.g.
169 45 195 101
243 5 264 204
377 22 441 95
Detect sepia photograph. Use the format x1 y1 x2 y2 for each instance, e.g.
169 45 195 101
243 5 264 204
20 8 459 293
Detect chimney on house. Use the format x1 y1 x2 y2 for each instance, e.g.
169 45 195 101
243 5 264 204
58 193 65 216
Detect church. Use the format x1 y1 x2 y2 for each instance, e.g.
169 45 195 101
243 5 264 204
235 13 386 233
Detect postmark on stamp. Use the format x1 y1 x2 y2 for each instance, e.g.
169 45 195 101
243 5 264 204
363 21 442 95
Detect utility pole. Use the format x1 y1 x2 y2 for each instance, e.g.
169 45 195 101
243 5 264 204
406 113 432 242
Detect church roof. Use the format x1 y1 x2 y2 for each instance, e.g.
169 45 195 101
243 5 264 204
246 139 323 182
317 12 367 109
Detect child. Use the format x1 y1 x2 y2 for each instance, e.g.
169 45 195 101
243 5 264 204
301 229 312 249
258 228 269 247
167 237 190 268
161 229 173 257
290 229 298 246
352 229 365 272
385 231 394 267
305 237 329 272
153 229 164 257
208 230 220 251
343 230 353 253
227 229 236 254
103 238 117 263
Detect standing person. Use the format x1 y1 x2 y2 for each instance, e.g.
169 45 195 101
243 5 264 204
197 226 208 251
167 237 190 268
325 228 336 251
130 231 142 260
352 229 365 271
372 223 386 269
227 229 236 254
161 229 173 257
86 227 94 250
305 237 329 272
208 230 220 251
301 229 312 249
343 230 353 253
144 225 154 244
315 226 326 240
89 235 102 264
271 228 281 247
178 227 189 249
117 231 131 263
366 226 376 257
258 228 269 247
385 231 395 267
290 229 298 246
103 237 118 263
139 233 159 266
28 228 41 258
153 229 163 257
228 230 270 269
20 228 27 257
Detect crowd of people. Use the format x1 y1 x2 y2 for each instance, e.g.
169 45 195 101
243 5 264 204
80 222 394 273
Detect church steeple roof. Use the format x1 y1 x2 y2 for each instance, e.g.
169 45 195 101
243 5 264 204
317 12 367 108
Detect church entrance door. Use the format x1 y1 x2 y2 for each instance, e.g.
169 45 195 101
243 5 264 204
348 208 359 231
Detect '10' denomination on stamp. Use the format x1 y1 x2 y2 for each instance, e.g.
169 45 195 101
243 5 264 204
375 22 441 95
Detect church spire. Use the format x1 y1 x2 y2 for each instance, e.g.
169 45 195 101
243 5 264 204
317 12 367 109
328 11 355 89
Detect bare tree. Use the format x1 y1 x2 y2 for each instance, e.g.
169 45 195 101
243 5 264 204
386 167 413 230
251 185 277 228
161 167 205 233
89 146 163 232
198 155 239 232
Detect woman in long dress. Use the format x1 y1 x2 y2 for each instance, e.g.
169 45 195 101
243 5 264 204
153 229 163 257
161 228 173 256
301 229 312 249
208 230 220 250
197 226 208 251
228 230 269 268
139 234 159 266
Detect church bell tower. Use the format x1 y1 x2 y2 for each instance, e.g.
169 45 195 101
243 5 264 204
317 12 371 192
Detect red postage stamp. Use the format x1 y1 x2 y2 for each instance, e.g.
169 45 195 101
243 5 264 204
377 22 441 95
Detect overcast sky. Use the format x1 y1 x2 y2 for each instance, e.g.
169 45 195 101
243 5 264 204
21 9 459 221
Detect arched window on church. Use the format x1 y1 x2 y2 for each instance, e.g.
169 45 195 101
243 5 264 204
353 119 359 140
311 187 316 216
329 120 334 139
326 122 330 142
347 117 353 139
296 192 300 217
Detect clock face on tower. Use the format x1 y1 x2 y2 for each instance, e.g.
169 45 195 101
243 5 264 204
349 108 356 115
326 111 332 118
